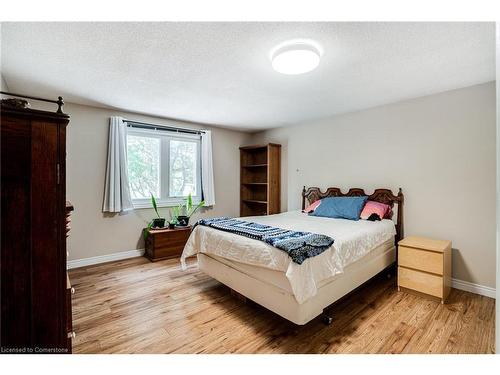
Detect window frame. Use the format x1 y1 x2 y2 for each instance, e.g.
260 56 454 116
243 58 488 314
126 126 202 209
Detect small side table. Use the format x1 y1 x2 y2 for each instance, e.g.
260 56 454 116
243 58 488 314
397 236 452 304
144 226 192 262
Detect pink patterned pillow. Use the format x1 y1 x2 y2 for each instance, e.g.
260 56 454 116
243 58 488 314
303 200 321 213
360 201 390 220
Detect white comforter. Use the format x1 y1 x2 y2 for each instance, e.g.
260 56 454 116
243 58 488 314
181 211 396 304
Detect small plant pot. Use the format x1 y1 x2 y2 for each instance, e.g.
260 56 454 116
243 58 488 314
177 216 190 226
151 218 166 228
168 222 175 229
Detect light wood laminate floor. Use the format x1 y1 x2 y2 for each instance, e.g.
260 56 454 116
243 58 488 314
69 257 495 354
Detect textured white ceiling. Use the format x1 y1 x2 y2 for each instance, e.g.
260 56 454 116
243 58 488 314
1 22 495 131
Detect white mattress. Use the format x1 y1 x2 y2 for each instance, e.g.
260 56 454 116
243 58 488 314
181 211 396 304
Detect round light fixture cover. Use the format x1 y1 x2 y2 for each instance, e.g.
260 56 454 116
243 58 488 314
270 39 323 75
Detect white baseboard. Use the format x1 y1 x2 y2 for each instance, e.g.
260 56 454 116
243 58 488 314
67 249 145 269
452 278 496 299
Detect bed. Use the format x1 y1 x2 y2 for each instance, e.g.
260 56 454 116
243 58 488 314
181 186 404 325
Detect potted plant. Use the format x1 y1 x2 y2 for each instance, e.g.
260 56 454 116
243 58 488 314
150 194 166 228
143 194 167 241
169 204 181 229
177 193 205 226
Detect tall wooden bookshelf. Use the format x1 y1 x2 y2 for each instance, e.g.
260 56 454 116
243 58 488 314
240 143 281 217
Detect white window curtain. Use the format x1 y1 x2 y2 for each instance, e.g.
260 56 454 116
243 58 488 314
102 116 134 213
200 130 215 206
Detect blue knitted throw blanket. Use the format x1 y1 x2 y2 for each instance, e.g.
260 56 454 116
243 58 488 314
196 217 334 265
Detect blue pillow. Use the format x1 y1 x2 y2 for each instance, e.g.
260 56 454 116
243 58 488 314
310 196 368 221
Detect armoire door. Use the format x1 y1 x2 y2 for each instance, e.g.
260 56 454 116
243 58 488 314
1 115 32 348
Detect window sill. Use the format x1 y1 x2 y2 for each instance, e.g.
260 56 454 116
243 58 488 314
132 198 201 210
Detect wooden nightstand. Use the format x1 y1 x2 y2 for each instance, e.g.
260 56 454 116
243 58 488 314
397 236 452 304
144 226 192 262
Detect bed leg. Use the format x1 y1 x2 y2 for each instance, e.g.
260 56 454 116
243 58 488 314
321 313 333 325
386 264 397 279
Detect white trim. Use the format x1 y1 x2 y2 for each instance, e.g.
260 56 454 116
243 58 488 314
127 126 202 209
132 196 202 209
67 249 145 269
452 278 496 299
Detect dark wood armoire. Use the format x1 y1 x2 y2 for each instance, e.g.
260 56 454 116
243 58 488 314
1 94 74 353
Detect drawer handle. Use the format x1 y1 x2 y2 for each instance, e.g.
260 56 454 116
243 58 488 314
67 331 76 339
71 287 75 295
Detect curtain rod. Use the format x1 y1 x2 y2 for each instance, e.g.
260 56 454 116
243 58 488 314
124 119 205 135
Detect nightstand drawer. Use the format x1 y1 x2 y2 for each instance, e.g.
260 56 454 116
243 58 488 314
153 243 187 259
398 266 443 298
144 226 192 262
399 246 443 275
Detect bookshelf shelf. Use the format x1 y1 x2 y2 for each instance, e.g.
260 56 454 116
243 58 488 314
242 164 268 168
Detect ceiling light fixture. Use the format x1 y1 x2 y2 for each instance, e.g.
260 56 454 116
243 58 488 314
270 39 323 75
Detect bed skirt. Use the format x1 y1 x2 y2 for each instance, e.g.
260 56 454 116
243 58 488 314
197 243 396 325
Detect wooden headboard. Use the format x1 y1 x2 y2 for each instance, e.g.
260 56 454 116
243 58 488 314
302 186 404 244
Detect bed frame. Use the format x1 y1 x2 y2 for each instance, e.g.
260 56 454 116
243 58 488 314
198 186 404 326
302 186 404 243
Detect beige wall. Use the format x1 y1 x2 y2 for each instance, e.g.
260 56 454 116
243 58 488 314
252 82 496 288
495 23 499 348
1 74 9 91
64 102 253 261
0 23 6 91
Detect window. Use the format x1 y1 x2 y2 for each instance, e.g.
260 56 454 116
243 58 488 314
126 126 201 208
